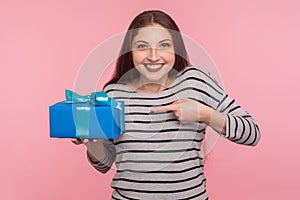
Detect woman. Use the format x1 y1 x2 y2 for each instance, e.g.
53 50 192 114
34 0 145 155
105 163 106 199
72 10 260 199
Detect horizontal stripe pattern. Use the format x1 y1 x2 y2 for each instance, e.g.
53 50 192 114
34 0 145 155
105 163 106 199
88 66 260 199
87 139 116 174
216 92 261 145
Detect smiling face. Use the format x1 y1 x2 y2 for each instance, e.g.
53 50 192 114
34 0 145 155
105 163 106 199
131 23 176 85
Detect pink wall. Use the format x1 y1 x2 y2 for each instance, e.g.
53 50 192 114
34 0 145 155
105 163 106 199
1 0 299 199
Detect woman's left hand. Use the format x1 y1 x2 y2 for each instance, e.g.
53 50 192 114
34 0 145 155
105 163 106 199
151 98 210 123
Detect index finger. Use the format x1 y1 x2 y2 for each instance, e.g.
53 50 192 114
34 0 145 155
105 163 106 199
151 101 179 113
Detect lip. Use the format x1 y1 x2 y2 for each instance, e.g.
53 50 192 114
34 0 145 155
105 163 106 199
143 63 164 72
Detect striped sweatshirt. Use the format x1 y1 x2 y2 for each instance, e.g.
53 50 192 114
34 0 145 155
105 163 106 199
87 66 260 200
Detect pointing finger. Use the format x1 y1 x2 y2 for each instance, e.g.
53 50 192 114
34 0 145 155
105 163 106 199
151 101 179 113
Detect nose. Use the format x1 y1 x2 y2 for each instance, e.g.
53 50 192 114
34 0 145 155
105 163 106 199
147 47 160 62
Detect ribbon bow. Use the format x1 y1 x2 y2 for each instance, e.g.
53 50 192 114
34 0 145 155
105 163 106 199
63 89 123 139
64 89 121 109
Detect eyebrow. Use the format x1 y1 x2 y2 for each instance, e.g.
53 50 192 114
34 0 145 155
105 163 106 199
133 39 172 44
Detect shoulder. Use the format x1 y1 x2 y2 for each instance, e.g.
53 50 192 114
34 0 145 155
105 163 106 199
177 65 224 92
103 83 133 98
103 83 130 95
178 65 216 81
103 83 127 92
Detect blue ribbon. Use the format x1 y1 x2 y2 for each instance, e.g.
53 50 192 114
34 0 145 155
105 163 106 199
63 89 123 139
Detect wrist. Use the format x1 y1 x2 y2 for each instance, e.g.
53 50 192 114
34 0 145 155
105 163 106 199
199 103 212 125
87 150 101 164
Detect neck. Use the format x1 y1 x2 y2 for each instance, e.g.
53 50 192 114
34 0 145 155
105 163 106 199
134 76 171 93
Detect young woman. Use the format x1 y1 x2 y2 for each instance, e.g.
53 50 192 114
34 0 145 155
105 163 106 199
72 10 260 199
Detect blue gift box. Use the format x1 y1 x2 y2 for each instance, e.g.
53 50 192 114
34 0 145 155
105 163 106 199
49 90 125 139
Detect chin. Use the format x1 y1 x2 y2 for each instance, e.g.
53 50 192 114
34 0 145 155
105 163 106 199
144 77 168 84
137 66 172 83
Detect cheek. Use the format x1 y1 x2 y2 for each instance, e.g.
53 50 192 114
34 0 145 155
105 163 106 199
132 53 144 64
160 50 175 61
165 54 176 64
132 54 143 70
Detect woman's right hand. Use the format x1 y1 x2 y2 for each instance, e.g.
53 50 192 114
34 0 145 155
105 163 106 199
71 138 106 163
71 138 100 145
71 138 84 145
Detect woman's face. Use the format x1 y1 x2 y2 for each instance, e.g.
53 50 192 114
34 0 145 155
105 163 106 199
131 23 175 84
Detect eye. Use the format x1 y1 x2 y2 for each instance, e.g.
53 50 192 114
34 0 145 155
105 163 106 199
160 43 171 48
137 44 148 49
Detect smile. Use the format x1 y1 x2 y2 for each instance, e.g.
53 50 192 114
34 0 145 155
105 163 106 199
144 64 164 72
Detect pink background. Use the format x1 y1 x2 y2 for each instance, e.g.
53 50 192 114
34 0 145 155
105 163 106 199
1 0 299 199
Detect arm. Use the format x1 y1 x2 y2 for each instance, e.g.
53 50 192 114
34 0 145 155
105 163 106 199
212 94 260 146
86 139 116 174
152 97 260 146
199 99 260 146
195 67 260 146
151 67 260 146
199 104 226 135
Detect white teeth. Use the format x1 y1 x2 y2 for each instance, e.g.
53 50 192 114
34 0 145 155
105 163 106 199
145 64 163 69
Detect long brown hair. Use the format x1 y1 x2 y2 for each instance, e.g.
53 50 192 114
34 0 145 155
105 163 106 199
104 10 191 88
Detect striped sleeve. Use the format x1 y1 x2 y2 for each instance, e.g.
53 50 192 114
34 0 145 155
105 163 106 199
87 139 116 173
197 67 261 146
216 94 261 146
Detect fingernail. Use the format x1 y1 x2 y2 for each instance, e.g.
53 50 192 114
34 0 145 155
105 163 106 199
83 139 88 143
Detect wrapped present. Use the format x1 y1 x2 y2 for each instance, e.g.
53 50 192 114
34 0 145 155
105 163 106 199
49 90 125 139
